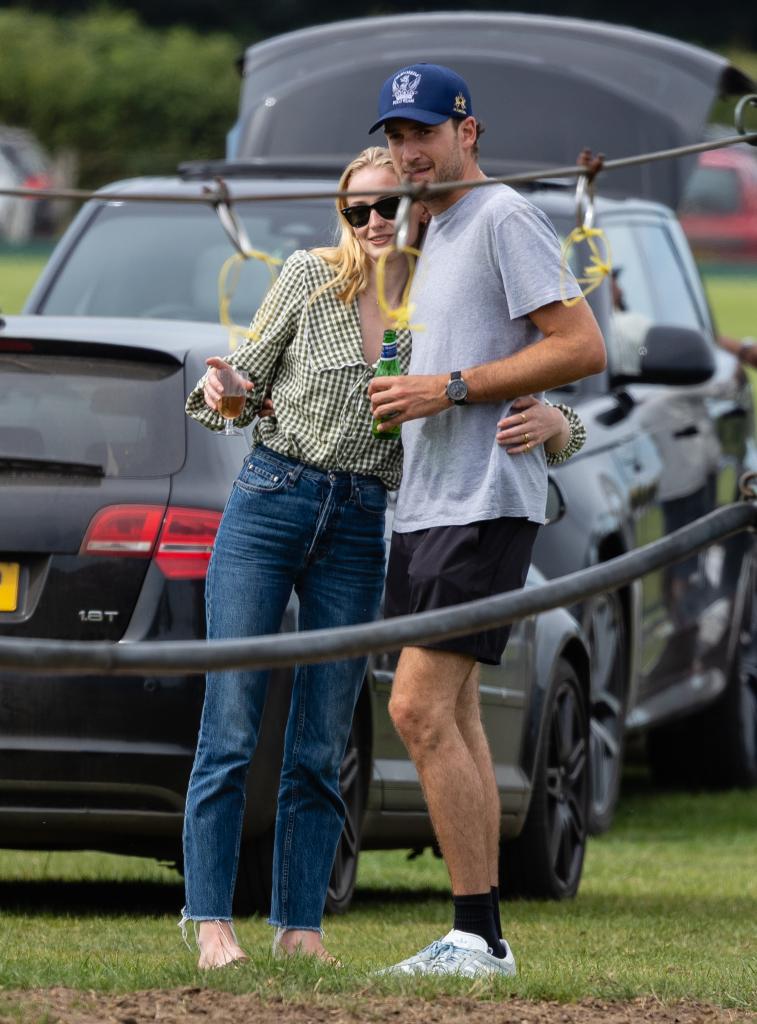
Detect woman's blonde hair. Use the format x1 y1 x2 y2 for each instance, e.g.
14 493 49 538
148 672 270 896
311 146 397 306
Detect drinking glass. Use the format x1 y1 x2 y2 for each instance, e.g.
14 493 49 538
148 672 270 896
216 367 250 437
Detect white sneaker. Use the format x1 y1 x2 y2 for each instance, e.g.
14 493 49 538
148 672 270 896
380 928 516 977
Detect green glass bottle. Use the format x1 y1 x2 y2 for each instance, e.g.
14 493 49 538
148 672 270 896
371 329 402 439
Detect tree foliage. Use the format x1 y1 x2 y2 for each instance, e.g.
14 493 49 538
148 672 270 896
0 7 240 187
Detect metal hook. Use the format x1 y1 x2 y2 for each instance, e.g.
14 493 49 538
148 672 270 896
739 469 757 501
734 94 757 147
204 177 254 256
575 173 595 230
393 195 413 251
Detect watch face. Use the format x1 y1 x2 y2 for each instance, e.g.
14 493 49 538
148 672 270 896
447 377 468 401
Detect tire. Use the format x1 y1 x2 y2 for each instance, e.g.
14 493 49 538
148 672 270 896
648 559 757 790
583 589 628 834
234 714 367 917
500 657 589 900
325 713 366 914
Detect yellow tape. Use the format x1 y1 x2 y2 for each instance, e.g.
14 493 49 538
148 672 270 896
560 226 612 307
375 246 422 331
218 249 283 350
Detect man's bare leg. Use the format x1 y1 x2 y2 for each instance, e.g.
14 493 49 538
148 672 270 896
388 646 489 893
455 663 501 888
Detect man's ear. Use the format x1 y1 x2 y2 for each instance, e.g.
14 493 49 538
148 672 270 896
459 115 478 150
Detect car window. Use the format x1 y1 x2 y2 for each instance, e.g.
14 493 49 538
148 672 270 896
39 200 335 323
600 220 704 377
0 352 185 477
680 166 741 215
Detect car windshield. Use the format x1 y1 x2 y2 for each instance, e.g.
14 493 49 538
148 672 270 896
38 199 336 323
0 352 185 478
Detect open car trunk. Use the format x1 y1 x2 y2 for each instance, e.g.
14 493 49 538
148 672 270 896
232 12 755 208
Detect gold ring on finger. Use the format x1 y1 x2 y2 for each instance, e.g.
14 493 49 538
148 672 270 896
526 441 531 451
523 432 529 443
520 413 527 423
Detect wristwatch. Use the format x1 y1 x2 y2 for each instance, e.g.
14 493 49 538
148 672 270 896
445 370 468 406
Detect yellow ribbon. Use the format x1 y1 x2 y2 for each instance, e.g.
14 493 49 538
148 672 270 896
375 246 422 331
218 249 284 350
560 226 612 307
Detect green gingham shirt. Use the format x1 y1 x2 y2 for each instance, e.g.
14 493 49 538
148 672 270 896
185 249 410 489
185 249 586 490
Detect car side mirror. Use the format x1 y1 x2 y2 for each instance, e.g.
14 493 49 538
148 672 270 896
614 325 715 386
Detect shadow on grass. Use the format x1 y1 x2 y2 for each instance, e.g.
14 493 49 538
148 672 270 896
0 879 451 917
0 878 186 917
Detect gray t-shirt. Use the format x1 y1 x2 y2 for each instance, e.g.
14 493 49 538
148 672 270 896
393 184 581 533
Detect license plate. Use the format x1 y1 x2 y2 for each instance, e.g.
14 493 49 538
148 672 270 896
0 562 20 612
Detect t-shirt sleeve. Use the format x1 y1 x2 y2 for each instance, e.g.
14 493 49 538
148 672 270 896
184 249 307 430
493 204 583 320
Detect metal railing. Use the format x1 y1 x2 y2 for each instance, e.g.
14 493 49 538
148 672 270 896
1 497 754 676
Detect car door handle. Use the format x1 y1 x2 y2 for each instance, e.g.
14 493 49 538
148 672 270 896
674 425 699 438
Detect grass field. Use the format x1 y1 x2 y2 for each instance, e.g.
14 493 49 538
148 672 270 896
0 780 755 1008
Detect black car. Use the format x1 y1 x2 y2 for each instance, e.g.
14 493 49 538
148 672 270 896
0 311 590 913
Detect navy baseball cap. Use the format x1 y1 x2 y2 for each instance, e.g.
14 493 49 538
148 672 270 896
368 63 474 134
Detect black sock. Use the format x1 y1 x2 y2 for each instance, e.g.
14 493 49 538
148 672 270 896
452 893 502 956
490 885 503 942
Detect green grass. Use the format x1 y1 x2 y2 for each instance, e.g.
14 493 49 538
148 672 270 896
704 272 757 340
0 783 754 1007
0 247 53 315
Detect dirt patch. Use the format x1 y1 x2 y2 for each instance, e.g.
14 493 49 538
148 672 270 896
1 988 754 1024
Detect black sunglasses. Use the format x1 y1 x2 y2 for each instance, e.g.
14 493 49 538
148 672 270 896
340 195 402 229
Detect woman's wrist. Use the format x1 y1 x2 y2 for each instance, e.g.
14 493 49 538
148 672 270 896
544 406 570 454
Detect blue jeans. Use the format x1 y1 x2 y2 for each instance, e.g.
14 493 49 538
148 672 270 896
182 446 386 931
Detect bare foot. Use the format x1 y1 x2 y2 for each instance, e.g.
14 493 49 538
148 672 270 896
197 920 249 970
275 929 341 965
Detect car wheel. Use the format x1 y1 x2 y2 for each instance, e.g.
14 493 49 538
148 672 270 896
649 575 757 789
325 714 366 914
583 589 628 834
500 657 589 900
234 714 367 917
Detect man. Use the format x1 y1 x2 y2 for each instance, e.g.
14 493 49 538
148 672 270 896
366 63 606 977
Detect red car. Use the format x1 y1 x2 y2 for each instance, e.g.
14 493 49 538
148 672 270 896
679 147 757 262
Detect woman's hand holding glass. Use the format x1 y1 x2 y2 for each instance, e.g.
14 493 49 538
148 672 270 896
203 357 254 437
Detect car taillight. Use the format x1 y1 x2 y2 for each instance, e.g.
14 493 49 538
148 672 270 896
155 508 221 579
80 505 164 556
80 505 220 579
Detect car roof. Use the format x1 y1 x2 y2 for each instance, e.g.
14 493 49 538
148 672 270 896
86 170 670 219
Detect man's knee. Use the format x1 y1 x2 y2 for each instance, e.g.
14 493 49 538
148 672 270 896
389 693 446 755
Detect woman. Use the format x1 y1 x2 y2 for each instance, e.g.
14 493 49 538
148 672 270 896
181 146 584 968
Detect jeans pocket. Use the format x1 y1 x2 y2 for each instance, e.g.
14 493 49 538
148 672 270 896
236 457 290 495
355 481 388 517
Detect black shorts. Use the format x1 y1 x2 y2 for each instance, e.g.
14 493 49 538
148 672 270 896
384 517 539 666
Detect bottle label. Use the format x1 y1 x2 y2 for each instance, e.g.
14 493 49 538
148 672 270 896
380 342 398 359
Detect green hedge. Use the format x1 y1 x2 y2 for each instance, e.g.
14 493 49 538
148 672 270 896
0 7 242 188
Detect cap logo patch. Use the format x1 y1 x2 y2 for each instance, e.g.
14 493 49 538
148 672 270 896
392 70 421 106
453 92 467 114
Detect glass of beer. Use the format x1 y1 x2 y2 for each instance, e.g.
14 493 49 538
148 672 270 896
217 367 250 437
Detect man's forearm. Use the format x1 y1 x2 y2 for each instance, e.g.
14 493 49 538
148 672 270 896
464 332 604 402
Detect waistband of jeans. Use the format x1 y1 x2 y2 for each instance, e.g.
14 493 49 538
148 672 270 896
253 444 384 488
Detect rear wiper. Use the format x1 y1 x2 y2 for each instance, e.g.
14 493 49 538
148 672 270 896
0 455 105 477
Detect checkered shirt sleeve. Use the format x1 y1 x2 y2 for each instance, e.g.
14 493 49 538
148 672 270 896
185 250 408 489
